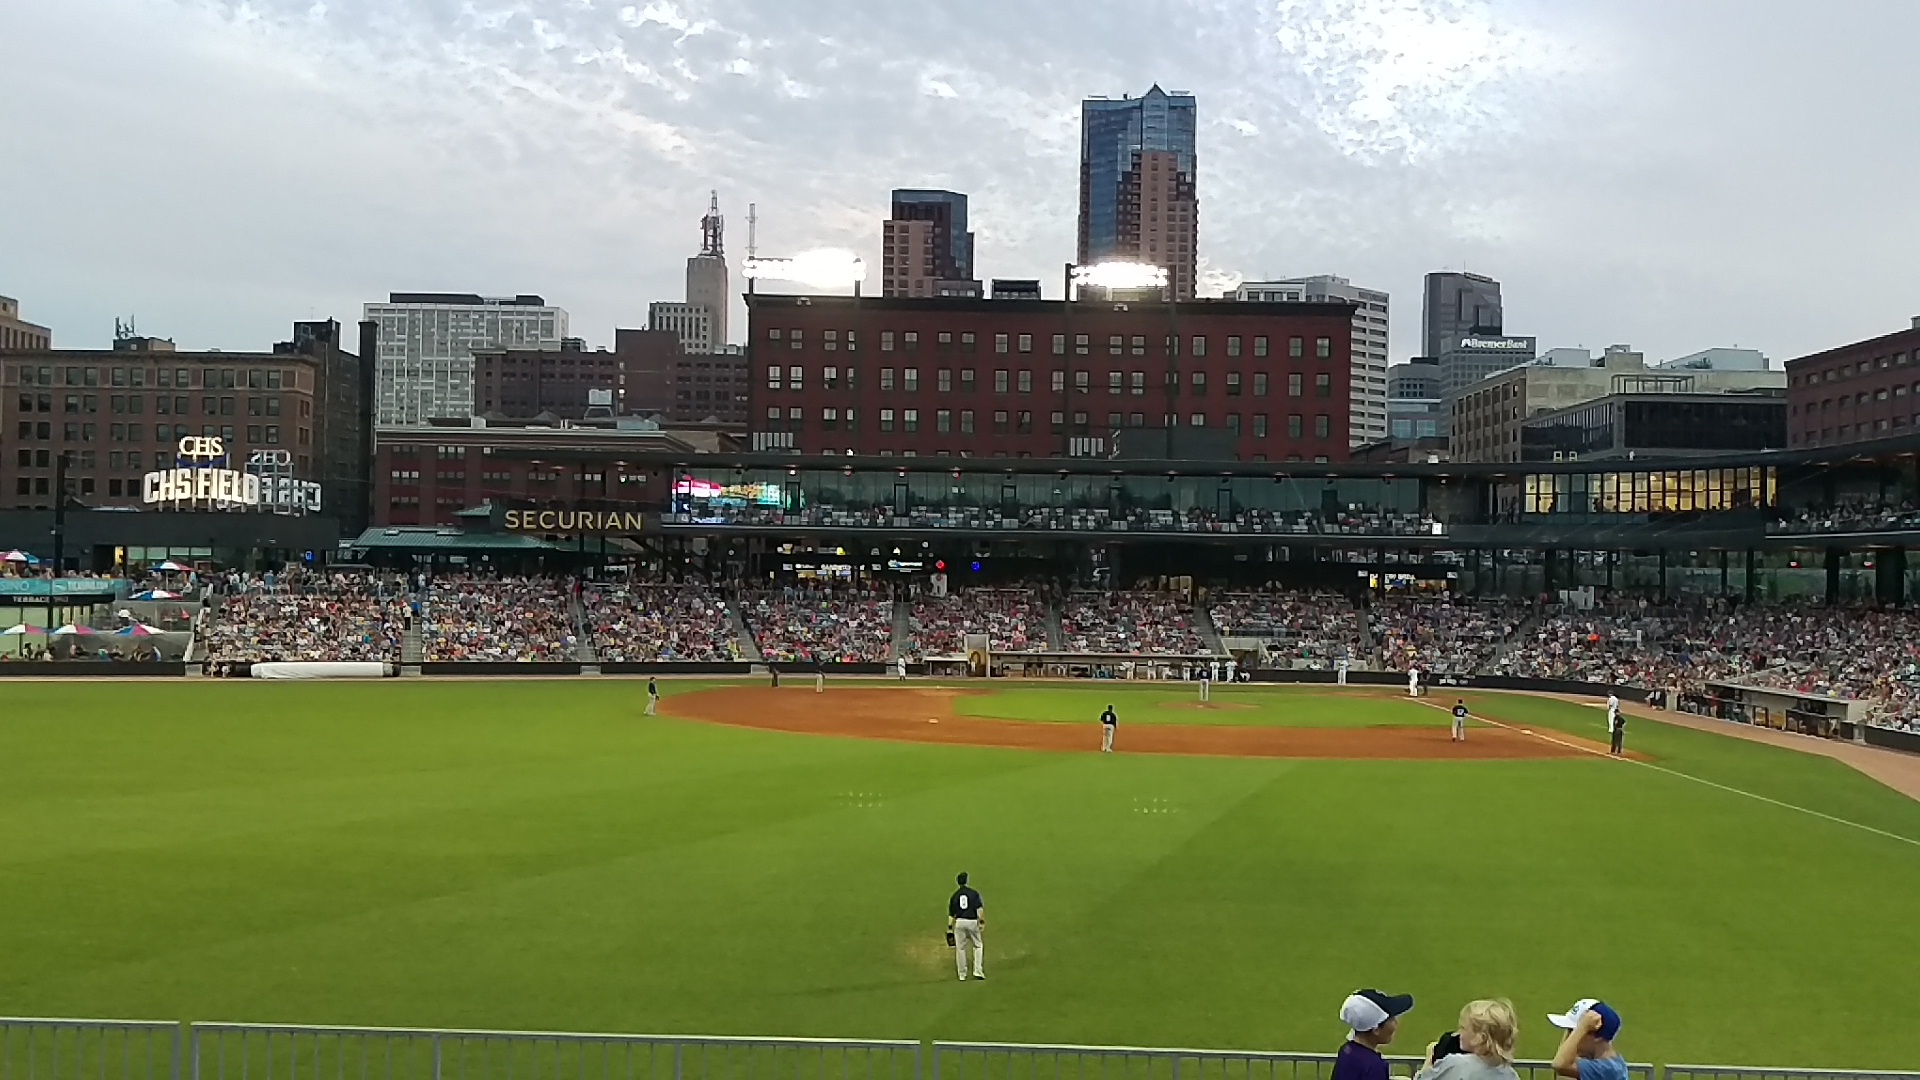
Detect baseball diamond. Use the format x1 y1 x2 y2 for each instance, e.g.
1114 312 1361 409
1 677 1917 1076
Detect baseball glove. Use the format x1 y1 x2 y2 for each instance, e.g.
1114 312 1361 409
945 930 956 947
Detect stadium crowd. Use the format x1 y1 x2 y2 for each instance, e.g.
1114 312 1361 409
908 589 1051 658
1371 599 1524 674
1059 591 1209 655
1206 590 1364 669
200 570 409 663
422 575 579 662
743 584 895 664
585 582 741 663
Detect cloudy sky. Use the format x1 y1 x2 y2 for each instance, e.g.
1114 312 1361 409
3 0 1917 365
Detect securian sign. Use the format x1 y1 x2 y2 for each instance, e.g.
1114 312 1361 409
503 509 646 534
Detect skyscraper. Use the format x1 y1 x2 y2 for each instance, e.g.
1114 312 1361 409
1235 276 1389 445
882 190 978 298
1078 86 1198 300
652 193 732 353
1422 271 1503 359
365 293 568 425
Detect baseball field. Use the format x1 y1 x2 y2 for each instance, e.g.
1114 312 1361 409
2 679 1918 1070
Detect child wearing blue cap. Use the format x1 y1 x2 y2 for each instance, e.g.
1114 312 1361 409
1548 999 1626 1080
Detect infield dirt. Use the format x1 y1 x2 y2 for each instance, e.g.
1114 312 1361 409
663 685 1617 760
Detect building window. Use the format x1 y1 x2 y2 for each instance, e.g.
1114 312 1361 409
880 409 895 432
1315 414 1330 437
790 330 803 350
994 410 1009 435
824 366 839 390
1254 336 1269 357
1226 413 1241 434
904 368 919 392
903 409 919 432
960 409 975 434
767 365 781 390
995 370 1009 393
1191 336 1206 357
996 333 1010 354
1074 371 1090 394
789 365 803 390
1129 371 1144 396
937 409 951 433
1288 414 1303 438
1016 410 1032 434
1189 413 1205 427
1050 411 1065 433
822 407 838 430
1253 413 1268 438
1108 335 1123 356
1289 373 1303 397
1018 370 1032 393
1191 372 1206 396
1316 373 1332 397
1052 334 1066 356
1227 336 1242 357
903 331 919 351
769 328 783 341
938 369 953 392
1316 337 1332 359
1109 371 1124 395
1254 373 1269 396
1018 334 1033 353
1107 411 1122 429
881 368 896 391
1289 337 1304 359
961 369 976 393
961 332 975 352
1226 372 1242 397
938 332 954 352
1130 336 1145 356
1074 335 1089 356
881 331 896 352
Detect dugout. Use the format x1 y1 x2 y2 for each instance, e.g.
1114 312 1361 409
1693 679 1864 740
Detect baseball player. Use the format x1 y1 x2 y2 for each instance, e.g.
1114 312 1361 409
947 872 985 981
1607 693 1625 756
646 677 659 716
1198 664 1211 702
1336 656 1349 686
816 667 825 694
1100 704 1117 753
1407 665 1421 698
1451 698 1468 742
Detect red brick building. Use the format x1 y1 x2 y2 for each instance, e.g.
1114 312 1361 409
1786 318 1920 449
2 320 372 526
372 418 732 527
746 295 1355 461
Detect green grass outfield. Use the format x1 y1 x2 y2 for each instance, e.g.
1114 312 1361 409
1 680 1918 1070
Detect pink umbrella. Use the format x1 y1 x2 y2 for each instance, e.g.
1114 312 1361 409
52 624 101 636
2 550 34 563
156 560 191 572
113 624 167 637
1 624 49 636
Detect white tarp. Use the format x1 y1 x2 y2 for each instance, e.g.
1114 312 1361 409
250 661 390 680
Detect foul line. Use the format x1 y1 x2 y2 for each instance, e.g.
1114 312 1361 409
1412 698 1920 850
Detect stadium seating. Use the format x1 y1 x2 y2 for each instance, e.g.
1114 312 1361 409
422 575 578 662
585 583 741 663
908 589 1050 658
1058 591 1209 655
743 585 895 664
1207 591 1362 668
200 572 408 663
1370 598 1523 674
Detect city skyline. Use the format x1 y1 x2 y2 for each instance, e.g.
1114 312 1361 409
4 1 1919 367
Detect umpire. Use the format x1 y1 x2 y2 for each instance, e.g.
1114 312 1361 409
947 872 985 981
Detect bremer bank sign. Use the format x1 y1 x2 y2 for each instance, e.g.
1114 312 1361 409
503 509 647 534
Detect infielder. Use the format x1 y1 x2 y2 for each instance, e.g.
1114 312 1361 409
645 677 659 716
1607 692 1625 756
1407 665 1421 698
816 668 825 693
1336 656 1349 686
1100 704 1117 752
1198 664 1211 702
947 872 985 981
1451 698 1468 742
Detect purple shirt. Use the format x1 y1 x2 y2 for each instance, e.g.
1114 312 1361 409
1331 1040 1389 1080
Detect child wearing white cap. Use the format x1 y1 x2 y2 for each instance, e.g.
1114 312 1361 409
1331 989 1414 1080
1548 999 1627 1080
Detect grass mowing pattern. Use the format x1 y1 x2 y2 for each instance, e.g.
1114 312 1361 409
950 684 1437 728
0 681 1917 1069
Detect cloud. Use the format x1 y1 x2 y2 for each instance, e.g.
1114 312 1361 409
922 78 959 99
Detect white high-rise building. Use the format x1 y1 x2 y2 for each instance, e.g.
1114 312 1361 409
365 293 568 426
1234 276 1388 445
651 192 731 353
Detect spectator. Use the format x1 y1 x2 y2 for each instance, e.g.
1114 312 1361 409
1417 999 1520 1080
423 575 577 662
586 583 739 662
1060 591 1208 655
745 583 893 664
1548 1000 1627 1080
1333 989 1415 1080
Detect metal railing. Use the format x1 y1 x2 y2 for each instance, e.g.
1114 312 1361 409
928 1043 1658 1080
187 1025 921 1080
1666 1060 1920 1068
0 1017 181 1080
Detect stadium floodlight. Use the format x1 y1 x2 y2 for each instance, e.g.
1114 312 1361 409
1070 261 1170 291
742 250 868 289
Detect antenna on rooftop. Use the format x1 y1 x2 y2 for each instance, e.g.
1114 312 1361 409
747 203 758 259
